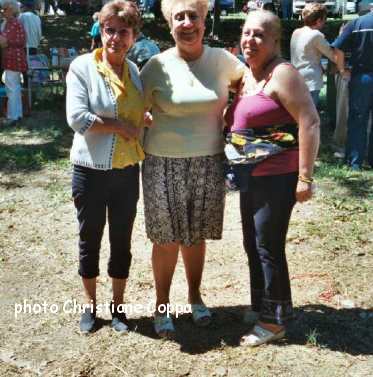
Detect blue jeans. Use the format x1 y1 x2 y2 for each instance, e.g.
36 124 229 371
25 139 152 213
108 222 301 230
346 73 373 168
310 90 320 108
281 0 293 19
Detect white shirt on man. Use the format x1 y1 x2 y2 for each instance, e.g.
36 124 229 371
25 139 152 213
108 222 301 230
19 11 42 49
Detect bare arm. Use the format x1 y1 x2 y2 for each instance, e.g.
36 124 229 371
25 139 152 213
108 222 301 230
270 65 320 203
315 35 336 63
334 48 351 80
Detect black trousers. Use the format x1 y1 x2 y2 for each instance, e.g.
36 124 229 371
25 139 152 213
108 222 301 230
240 172 298 325
72 164 139 279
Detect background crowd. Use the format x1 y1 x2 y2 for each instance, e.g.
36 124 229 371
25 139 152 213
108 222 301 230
0 0 41 125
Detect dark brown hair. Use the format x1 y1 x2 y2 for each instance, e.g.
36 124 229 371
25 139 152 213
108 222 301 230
99 0 142 35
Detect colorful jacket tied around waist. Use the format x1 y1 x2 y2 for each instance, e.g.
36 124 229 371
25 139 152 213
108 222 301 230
225 124 298 165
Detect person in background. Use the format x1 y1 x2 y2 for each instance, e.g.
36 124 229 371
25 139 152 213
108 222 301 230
225 10 319 346
127 32 160 69
19 0 42 115
0 0 27 126
290 3 336 107
90 12 101 51
140 0 245 338
280 0 292 19
40 0 57 15
66 0 144 334
332 6 373 170
19 0 42 56
261 0 275 12
332 23 349 158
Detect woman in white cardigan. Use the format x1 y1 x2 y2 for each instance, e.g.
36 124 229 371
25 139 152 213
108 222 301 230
66 0 145 334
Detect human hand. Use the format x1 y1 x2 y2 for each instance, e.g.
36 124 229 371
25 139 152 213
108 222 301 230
340 69 351 81
117 121 140 140
144 111 153 127
295 180 314 203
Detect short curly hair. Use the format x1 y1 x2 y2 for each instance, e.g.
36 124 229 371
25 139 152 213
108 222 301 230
2 0 20 16
161 0 209 27
302 3 327 26
99 0 142 36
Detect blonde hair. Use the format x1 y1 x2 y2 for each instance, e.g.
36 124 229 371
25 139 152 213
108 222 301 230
99 0 142 35
243 10 282 51
302 3 327 26
161 0 209 27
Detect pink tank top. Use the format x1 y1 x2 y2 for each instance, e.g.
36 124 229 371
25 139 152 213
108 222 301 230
225 71 299 176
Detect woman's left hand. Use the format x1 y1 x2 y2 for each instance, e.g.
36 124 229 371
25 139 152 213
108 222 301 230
144 111 153 127
296 180 314 203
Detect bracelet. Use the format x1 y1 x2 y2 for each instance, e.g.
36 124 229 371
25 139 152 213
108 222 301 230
298 175 314 184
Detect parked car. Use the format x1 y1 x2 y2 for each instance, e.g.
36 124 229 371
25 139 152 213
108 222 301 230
293 0 346 19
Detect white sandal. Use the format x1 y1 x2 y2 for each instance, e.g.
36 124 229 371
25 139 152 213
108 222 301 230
153 314 175 339
191 304 212 327
241 324 285 347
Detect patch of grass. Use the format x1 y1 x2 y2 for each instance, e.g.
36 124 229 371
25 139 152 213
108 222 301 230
46 179 71 205
0 113 72 172
305 328 320 347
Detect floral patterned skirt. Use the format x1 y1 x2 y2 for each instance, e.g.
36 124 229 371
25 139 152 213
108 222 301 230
142 154 226 246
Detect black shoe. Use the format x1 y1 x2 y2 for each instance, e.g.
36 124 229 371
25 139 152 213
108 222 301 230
79 308 96 334
111 305 129 334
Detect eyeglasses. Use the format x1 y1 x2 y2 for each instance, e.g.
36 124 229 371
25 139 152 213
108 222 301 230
173 11 200 22
103 27 131 38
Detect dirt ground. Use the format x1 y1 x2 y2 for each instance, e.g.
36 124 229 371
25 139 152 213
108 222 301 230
0 112 372 376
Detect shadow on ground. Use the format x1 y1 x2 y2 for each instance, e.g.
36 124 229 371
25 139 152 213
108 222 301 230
0 115 71 173
130 304 373 355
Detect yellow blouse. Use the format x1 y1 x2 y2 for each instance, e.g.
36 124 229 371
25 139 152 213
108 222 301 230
94 49 145 169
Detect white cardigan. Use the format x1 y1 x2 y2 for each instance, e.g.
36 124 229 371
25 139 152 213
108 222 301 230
66 53 143 170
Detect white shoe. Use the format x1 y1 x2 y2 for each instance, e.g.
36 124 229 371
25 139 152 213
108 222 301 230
241 325 285 347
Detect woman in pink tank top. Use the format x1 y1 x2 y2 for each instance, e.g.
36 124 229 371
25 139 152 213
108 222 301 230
226 10 320 346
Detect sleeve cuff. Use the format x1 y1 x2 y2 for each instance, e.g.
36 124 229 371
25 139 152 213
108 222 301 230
78 113 97 135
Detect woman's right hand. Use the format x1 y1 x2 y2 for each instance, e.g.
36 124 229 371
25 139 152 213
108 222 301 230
117 120 140 140
90 117 139 140
295 180 314 203
144 111 153 127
